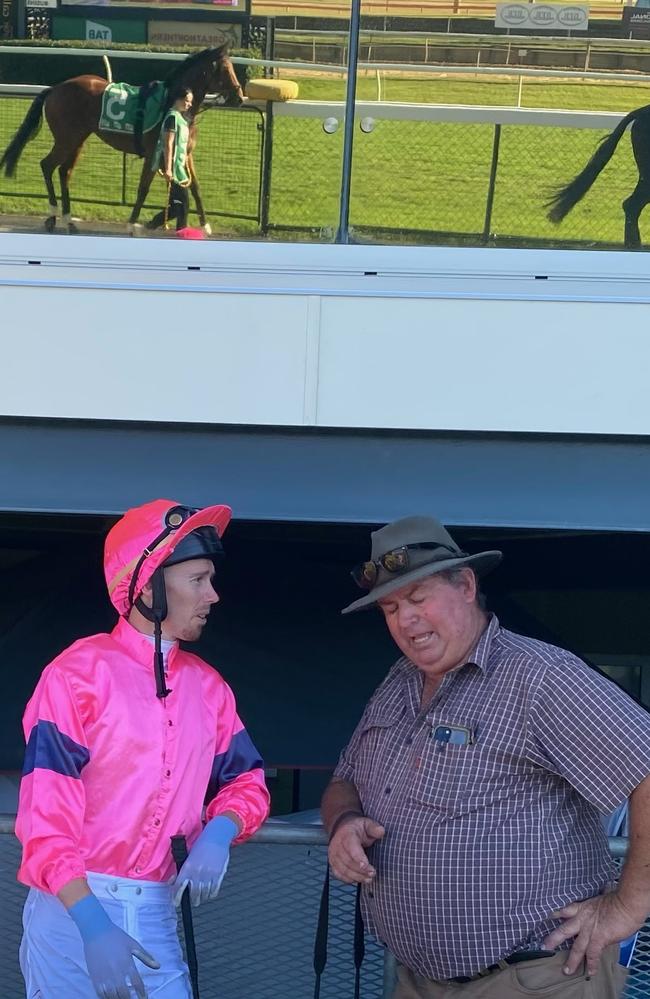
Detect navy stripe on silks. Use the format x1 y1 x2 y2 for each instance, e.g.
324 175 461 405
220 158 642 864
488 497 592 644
22 720 90 779
206 728 264 800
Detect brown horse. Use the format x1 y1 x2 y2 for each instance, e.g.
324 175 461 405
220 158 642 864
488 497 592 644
0 46 243 234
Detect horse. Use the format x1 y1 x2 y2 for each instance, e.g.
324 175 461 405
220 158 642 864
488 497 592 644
0 46 243 235
547 103 650 249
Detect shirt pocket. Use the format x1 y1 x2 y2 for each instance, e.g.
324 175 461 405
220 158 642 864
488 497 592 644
409 717 482 813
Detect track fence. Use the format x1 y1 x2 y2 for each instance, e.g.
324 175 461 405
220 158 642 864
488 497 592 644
0 84 642 248
0 100 266 230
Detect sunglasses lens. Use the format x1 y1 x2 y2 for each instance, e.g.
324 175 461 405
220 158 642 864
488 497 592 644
382 549 408 573
352 561 378 590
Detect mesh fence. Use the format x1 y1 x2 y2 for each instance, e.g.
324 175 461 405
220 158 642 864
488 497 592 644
0 100 265 228
0 831 386 999
346 117 634 247
3 829 650 998
265 112 639 249
0 90 641 249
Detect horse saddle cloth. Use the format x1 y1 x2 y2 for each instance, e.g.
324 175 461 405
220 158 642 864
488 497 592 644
99 81 166 135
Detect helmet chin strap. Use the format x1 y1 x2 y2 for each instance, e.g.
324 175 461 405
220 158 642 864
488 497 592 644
135 569 173 699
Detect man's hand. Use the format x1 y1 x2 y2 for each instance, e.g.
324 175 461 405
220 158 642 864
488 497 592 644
544 892 645 976
328 815 385 885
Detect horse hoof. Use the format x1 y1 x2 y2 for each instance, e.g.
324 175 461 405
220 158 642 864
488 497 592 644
202 223 212 236
129 222 144 237
44 216 57 233
67 222 79 235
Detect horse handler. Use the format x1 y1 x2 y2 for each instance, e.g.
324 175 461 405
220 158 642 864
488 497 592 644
16 498 270 999
147 88 194 233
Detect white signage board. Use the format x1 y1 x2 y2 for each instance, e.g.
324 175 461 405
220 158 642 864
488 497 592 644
26 0 57 9
495 3 589 30
85 19 112 40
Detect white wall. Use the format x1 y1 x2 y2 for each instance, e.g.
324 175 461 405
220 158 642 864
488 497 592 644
2 233 650 435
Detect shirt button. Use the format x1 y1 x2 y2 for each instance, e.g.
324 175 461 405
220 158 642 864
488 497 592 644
110 883 118 893
135 887 142 895
168 720 173 727
135 867 141 874
154 818 161 826
384 786 391 794
165 770 171 778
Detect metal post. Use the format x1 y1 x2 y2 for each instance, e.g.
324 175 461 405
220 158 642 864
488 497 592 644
517 74 523 107
16 0 26 38
260 100 274 233
335 0 362 244
482 123 501 244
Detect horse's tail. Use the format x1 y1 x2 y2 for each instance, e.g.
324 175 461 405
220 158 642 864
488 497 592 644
547 104 650 223
0 88 51 177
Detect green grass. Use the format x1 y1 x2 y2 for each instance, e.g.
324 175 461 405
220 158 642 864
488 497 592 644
0 76 646 244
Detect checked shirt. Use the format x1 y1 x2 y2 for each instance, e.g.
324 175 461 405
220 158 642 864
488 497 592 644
334 615 650 980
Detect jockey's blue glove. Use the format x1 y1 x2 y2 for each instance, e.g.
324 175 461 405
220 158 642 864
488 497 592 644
173 815 238 908
69 893 160 999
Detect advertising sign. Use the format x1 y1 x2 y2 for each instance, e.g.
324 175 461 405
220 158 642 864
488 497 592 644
86 18 111 38
62 0 247 12
148 18 242 46
495 3 589 30
53 12 147 40
623 5 650 38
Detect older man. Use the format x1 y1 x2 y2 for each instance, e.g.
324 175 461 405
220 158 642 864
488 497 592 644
322 516 650 999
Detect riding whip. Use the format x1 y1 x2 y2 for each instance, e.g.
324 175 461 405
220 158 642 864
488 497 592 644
171 835 200 999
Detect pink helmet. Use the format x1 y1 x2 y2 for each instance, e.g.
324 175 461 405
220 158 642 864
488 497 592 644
104 498 231 617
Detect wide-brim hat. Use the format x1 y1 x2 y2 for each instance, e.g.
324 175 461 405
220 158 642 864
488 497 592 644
104 498 231 616
342 515 502 614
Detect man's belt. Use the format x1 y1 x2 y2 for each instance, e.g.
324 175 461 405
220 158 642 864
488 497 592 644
449 949 556 984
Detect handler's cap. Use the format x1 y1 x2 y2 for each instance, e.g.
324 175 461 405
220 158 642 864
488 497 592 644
104 498 231 617
342 515 502 614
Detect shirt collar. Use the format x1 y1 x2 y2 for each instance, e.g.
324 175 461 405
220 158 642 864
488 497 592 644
466 613 500 674
111 616 180 669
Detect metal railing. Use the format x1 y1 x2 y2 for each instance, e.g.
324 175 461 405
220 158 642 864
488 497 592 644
0 87 639 247
0 813 646 999
0 814 390 999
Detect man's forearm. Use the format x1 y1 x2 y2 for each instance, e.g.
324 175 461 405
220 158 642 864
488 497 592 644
321 778 363 836
616 774 650 921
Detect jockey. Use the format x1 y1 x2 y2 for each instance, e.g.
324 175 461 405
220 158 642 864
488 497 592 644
16 498 270 999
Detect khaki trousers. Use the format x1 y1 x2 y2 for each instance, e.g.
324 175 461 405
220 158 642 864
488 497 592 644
393 945 627 999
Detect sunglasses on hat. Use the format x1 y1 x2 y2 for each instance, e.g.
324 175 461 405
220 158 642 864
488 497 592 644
351 541 466 590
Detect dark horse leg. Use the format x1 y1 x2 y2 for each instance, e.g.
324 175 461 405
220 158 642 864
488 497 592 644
40 145 63 233
187 151 210 235
128 158 156 234
623 115 650 249
58 147 83 234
